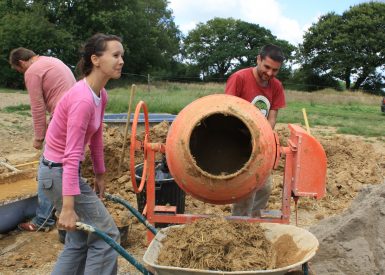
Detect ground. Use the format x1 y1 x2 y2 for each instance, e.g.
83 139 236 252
0 93 384 274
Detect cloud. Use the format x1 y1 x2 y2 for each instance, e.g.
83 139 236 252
169 0 308 44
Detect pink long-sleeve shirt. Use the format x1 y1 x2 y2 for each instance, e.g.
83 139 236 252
44 79 107 195
24 56 76 140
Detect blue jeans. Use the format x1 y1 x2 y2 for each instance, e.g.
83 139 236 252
232 176 272 217
38 160 120 275
31 181 56 228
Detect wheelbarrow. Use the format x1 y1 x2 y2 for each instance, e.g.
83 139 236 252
76 193 317 275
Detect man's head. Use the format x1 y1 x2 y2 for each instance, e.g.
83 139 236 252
9 47 36 73
256 44 285 82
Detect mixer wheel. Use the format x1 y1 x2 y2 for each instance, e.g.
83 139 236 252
129 101 150 193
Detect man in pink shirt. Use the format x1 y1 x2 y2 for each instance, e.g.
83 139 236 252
225 44 286 217
9 48 76 234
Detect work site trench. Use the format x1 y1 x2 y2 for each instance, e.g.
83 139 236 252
0 118 384 274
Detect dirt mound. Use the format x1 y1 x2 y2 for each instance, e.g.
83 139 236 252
157 218 312 272
157 218 275 271
81 123 385 240
1 120 384 274
0 112 35 164
81 122 171 236
83 121 170 181
310 135 384 212
310 183 385 274
271 127 385 221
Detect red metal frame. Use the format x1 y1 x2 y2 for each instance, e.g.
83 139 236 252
130 101 327 242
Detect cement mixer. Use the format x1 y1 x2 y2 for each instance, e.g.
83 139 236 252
130 94 327 240
73 94 327 274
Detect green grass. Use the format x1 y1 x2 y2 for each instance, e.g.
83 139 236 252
1 104 31 116
106 82 222 114
279 101 384 137
1 83 384 138
106 83 385 138
0 88 27 94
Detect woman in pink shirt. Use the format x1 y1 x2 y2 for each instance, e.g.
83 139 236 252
39 33 124 274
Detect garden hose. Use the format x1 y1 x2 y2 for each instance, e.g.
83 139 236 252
76 222 153 275
105 192 158 236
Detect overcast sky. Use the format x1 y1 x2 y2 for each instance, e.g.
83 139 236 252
168 0 371 45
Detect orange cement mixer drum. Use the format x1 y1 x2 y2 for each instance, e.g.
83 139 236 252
165 94 277 204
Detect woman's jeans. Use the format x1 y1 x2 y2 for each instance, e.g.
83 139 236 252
32 182 56 229
38 160 120 275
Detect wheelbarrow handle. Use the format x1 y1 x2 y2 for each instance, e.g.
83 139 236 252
105 192 158 236
76 222 153 275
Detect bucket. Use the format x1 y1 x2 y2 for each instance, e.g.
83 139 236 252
118 224 130 248
135 161 185 214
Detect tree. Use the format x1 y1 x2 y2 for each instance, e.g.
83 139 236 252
0 3 74 88
183 17 294 81
299 2 385 92
183 17 239 80
289 64 343 92
37 0 182 75
0 0 181 87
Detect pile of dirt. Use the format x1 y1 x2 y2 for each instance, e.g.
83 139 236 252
81 122 172 239
0 230 62 270
0 165 8 174
157 218 310 272
270 127 385 221
310 183 385 274
82 121 170 182
0 112 35 164
2 118 384 274
79 123 385 238
157 218 275 271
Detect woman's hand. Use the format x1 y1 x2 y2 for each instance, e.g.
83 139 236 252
58 196 78 231
33 138 44 150
94 173 106 199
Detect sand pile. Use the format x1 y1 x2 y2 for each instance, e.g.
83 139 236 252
88 123 385 232
1 119 385 274
157 218 312 272
80 122 384 262
81 122 171 242
271 127 385 218
0 165 8 174
157 218 275 271
310 183 385 274
82 121 170 181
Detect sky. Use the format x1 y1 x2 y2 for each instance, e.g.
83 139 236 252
168 0 373 45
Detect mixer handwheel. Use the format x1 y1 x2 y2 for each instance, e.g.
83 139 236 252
130 101 150 193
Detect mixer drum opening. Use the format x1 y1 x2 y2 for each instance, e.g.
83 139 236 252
189 113 252 176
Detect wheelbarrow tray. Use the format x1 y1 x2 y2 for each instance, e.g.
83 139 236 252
0 169 38 233
143 222 318 275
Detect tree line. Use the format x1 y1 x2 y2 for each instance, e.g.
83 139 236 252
0 0 384 94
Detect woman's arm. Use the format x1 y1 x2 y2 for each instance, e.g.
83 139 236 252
58 196 78 231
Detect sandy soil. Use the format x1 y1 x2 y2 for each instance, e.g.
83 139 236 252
0 95 384 275
310 183 385 274
157 219 304 271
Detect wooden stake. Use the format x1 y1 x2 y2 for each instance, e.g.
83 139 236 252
118 84 136 173
14 160 39 168
302 108 311 135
